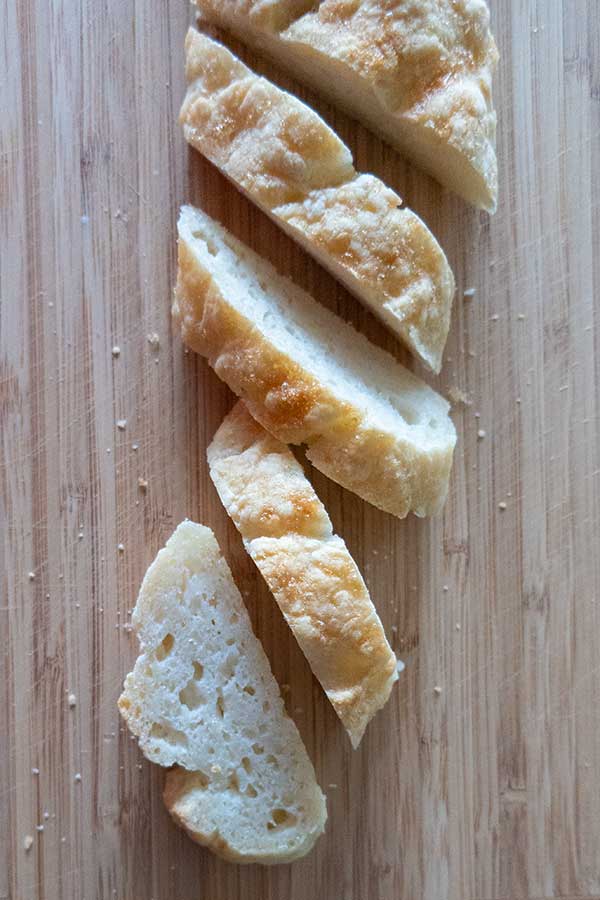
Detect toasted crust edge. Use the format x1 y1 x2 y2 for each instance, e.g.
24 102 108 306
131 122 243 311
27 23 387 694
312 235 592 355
172 213 456 519
208 401 400 746
179 27 455 371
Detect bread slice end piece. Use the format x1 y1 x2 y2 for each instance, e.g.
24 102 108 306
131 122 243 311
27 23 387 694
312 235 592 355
164 766 325 864
119 520 326 864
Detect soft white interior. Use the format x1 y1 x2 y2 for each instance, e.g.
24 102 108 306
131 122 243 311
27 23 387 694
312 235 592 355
179 206 452 447
120 521 324 857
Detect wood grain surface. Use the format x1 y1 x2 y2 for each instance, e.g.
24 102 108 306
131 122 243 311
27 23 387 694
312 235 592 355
2 2 599 899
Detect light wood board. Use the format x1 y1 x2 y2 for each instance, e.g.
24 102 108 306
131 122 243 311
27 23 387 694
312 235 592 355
2 2 600 898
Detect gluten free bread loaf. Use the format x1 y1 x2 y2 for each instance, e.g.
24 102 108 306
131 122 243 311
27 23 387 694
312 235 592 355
173 205 456 519
194 0 499 212
180 27 455 372
118 521 326 863
209 402 400 747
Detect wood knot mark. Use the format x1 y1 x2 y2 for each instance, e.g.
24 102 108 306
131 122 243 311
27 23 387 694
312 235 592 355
80 137 112 175
0 360 21 417
443 538 469 559
523 583 550 612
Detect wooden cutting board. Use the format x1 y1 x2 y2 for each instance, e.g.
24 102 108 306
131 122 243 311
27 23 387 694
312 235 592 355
3 2 599 898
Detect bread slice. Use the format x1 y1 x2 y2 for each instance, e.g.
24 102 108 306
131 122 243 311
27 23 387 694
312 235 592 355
173 205 456 519
118 521 327 864
194 0 499 212
180 27 455 372
208 401 400 747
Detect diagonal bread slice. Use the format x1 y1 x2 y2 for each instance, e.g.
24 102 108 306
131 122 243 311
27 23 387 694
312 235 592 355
173 205 456 519
118 520 327 864
193 0 499 212
208 401 401 748
180 27 455 372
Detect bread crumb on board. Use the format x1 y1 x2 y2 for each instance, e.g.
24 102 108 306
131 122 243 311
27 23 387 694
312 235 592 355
477 429 486 440
498 501 507 510
137 477 148 492
147 332 160 350
24 835 34 851
116 419 127 430
68 693 77 708
111 345 121 358
433 685 443 696
463 287 476 299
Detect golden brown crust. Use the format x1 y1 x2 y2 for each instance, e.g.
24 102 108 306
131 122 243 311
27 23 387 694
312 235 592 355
195 0 498 211
172 221 456 519
208 402 399 746
180 28 455 371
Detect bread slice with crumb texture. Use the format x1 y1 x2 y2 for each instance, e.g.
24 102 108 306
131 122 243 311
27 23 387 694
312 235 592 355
118 520 327 864
173 205 456 520
180 27 455 372
194 0 499 212
208 401 401 747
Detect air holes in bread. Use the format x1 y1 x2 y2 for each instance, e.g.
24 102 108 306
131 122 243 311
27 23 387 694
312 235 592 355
395 404 418 425
241 756 252 773
192 661 203 680
192 230 218 257
216 695 225 717
156 633 174 660
150 722 188 747
267 808 297 830
179 680 205 711
220 651 239 680
227 771 240 792
243 684 255 696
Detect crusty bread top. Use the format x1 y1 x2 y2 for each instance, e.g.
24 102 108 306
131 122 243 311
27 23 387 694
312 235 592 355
195 0 498 212
118 521 326 864
208 402 400 747
180 28 455 372
173 205 456 519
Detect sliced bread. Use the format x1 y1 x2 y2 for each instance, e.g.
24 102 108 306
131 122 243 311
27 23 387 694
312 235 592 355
208 401 400 747
194 0 499 212
180 27 455 372
173 205 456 519
118 520 327 864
